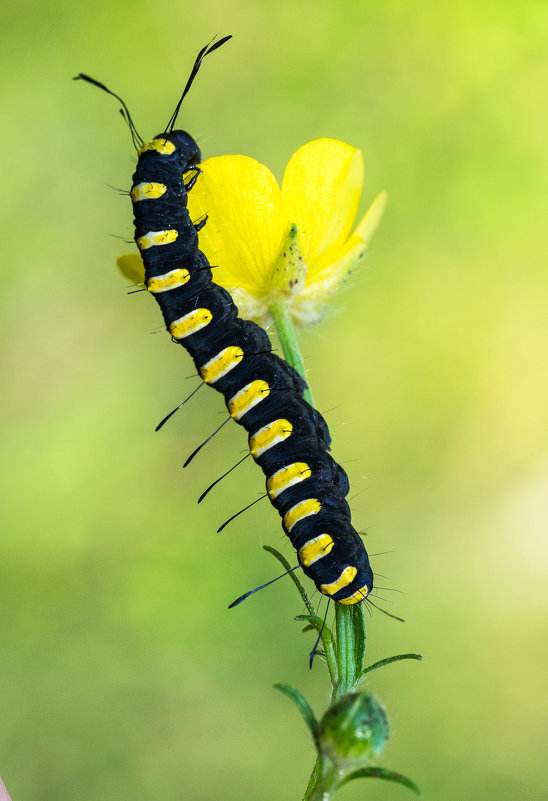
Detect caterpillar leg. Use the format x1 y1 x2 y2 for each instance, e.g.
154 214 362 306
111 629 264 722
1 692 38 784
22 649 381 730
194 214 208 232
184 167 202 191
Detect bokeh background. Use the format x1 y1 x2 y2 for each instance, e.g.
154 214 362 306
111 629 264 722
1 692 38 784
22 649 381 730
1 1 547 799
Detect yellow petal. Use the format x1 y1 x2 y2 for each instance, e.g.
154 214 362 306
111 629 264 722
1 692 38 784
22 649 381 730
353 191 387 244
187 155 291 298
300 190 387 310
292 238 367 322
281 139 364 278
310 240 367 295
227 286 270 324
117 253 145 284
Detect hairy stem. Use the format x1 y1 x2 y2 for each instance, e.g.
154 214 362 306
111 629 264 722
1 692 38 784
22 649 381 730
270 303 314 406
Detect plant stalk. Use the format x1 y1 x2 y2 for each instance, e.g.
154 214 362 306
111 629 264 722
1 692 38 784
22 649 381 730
270 303 314 406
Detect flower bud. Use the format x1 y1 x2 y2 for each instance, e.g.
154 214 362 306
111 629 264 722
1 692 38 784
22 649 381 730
318 692 388 768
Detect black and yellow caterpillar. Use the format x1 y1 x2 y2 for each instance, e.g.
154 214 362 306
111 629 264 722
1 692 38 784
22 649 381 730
76 39 373 606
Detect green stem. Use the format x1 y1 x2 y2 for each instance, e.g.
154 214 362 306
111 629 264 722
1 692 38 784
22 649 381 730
306 762 341 801
269 301 366 801
270 303 314 407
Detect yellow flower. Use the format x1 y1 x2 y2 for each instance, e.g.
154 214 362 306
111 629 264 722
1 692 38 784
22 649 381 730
118 138 385 326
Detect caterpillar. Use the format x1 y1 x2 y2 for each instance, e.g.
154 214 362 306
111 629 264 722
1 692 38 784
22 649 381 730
76 38 374 608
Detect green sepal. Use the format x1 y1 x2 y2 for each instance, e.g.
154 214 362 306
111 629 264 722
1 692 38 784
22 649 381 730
337 766 421 796
360 653 423 680
268 224 306 300
274 683 319 739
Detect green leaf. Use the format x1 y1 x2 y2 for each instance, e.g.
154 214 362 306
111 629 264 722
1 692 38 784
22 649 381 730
361 653 423 679
263 545 315 616
295 614 338 681
274 683 319 739
262 549 338 681
333 604 366 695
337 766 421 795
351 604 366 675
295 613 324 628
295 614 334 651
294 615 334 654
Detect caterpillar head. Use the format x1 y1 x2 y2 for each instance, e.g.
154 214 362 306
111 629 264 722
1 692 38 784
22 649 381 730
151 130 202 166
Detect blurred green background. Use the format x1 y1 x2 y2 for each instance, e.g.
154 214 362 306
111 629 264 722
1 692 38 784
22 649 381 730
1 1 547 799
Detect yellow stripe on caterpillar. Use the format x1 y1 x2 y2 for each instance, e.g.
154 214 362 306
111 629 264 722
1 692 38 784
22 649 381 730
169 309 212 339
320 566 358 598
138 138 176 155
267 462 311 500
298 533 334 567
336 584 370 604
200 346 243 384
137 229 178 249
283 499 321 533
228 380 270 421
249 419 292 458
147 268 190 293
131 182 167 202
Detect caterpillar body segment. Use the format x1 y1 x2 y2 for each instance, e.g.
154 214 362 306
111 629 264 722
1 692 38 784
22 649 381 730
131 127 374 604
